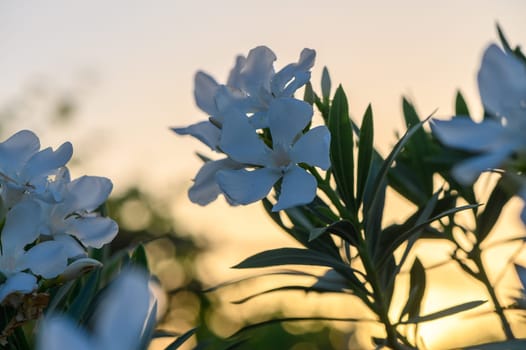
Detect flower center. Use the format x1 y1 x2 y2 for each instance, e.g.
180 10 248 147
271 143 292 169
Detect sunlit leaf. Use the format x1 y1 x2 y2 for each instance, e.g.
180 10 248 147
233 247 366 294
328 85 355 214
399 258 426 322
356 104 374 207
398 300 486 324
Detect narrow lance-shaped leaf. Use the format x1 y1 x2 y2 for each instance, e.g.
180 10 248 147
476 176 516 243
131 244 149 270
356 104 374 207
321 66 332 101
398 300 486 325
328 85 355 215
364 115 432 256
66 269 102 322
401 98 433 198
364 114 430 220
399 258 426 322
233 247 367 295
377 203 479 269
455 91 471 117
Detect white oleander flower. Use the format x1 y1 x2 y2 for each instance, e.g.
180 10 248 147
0 130 72 209
39 168 118 249
173 46 316 149
0 200 68 302
216 98 330 211
37 268 155 350
432 44 526 185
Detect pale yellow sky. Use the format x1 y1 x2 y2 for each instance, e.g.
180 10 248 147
2 2 526 348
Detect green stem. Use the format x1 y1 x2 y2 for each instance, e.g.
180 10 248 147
471 246 515 340
358 243 415 350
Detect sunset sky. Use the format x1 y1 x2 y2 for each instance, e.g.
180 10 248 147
1 3 526 347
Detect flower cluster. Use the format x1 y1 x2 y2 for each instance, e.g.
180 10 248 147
0 130 118 303
432 44 526 224
174 46 331 211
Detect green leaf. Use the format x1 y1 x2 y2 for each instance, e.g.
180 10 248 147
496 23 526 64
377 203 478 269
308 227 327 241
401 98 433 198
323 220 360 247
328 85 355 214
476 177 515 242
202 270 318 293
356 104 374 207
398 300 486 324
321 66 332 101
66 269 102 322
282 205 340 258
303 81 315 105
455 91 471 116
131 244 149 270
164 327 197 350
364 112 429 221
399 258 426 322
233 247 366 294
231 284 348 305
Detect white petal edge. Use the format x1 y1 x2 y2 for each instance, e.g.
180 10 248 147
273 165 317 211
290 126 331 170
268 98 313 147
216 168 280 205
0 272 37 303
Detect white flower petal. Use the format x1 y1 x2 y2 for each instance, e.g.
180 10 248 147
64 176 113 212
240 46 276 97
0 130 40 176
226 55 247 89
291 126 331 170
271 48 315 97
273 165 317 211
452 147 514 185
95 268 153 350
21 241 68 279
268 98 313 146
37 315 94 350
171 121 221 151
431 117 508 152
53 234 87 259
217 168 280 205
194 71 220 115
220 110 269 165
0 272 37 302
214 85 249 117
188 158 242 205
60 258 102 282
65 216 118 248
478 44 526 121
23 142 73 183
1 200 41 253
